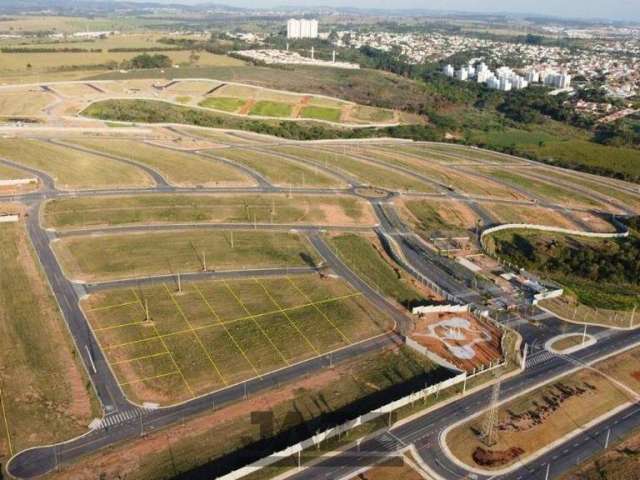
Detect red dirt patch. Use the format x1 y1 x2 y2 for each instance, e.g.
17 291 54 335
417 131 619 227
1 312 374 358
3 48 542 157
473 446 525 467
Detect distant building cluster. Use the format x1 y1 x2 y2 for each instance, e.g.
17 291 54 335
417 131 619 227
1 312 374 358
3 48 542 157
443 62 571 92
286 19 318 39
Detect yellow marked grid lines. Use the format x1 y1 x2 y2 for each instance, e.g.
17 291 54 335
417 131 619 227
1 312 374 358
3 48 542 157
192 283 261 378
222 279 290 365
99 292 362 339
87 300 139 313
287 277 351 344
255 278 319 355
119 371 180 387
0 386 13 456
111 351 170 366
163 284 227 386
129 288 195 397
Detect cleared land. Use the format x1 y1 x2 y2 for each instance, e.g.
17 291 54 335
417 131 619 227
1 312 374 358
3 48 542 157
66 138 250 187
209 148 344 187
482 168 602 208
82 275 393 403
270 145 435 192
0 163 31 180
53 229 320 282
43 194 375 229
300 106 342 122
328 233 432 309
0 90 55 116
0 138 152 190
446 345 640 470
249 100 292 118
399 198 479 238
352 146 523 198
0 220 97 461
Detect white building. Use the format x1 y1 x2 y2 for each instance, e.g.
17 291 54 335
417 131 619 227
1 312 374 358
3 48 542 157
443 64 455 77
287 19 319 39
455 67 468 81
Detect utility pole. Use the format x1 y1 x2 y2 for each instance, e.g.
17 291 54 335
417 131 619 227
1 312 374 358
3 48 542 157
582 324 587 344
177 272 182 293
145 298 150 322
202 251 207 272
480 379 501 447
604 428 611 449
230 230 234 249
544 463 551 480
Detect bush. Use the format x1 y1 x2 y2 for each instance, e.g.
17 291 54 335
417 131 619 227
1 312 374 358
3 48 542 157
127 54 172 70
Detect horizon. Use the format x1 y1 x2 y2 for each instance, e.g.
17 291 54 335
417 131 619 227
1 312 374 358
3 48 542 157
121 0 640 23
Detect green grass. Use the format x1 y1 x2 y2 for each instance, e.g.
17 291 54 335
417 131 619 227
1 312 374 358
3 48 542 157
210 148 344 187
43 194 372 229
469 124 640 182
0 163 29 180
486 168 600 207
300 106 342 122
329 233 426 309
0 138 152 190
249 101 293 118
271 145 435 193
67 138 250 187
83 275 393 404
199 97 246 113
0 222 98 459
54 230 320 282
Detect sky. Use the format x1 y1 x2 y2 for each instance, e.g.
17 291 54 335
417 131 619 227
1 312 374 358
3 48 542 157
158 0 640 22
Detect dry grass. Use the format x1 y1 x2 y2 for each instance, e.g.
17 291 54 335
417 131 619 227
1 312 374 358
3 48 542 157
0 220 98 461
53 229 320 282
82 275 392 404
0 138 153 189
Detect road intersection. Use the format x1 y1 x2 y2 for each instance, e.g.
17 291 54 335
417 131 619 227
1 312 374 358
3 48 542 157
0 130 638 479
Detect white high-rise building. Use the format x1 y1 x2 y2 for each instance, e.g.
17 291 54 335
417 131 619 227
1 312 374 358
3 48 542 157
526 70 540 83
287 19 319 39
499 77 512 92
443 64 455 77
455 67 468 81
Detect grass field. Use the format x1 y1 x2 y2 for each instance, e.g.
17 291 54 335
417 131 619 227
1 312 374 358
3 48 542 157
67 138 250 187
271 145 435 193
447 345 640 470
54 230 320 282
199 97 245 113
0 221 97 461
209 148 344 187
82 275 393 403
485 168 600 207
249 100 293 118
43 194 374 229
469 124 640 182
345 146 520 198
0 90 54 116
401 199 477 237
300 106 342 122
0 163 30 180
0 138 152 190
329 233 428 309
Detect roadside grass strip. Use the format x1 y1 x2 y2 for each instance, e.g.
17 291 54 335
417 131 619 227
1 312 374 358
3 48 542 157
82 276 386 404
0 387 13 456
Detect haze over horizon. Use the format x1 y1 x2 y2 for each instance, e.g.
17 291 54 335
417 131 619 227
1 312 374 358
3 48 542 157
133 0 640 22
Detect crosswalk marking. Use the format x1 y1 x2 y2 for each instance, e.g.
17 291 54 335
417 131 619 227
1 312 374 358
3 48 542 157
97 407 149 429
526 350 557 369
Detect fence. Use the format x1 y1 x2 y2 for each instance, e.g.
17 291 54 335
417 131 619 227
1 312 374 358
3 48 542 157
411 304 469 315
0 215 19 223
217 372 468 480
0 178 37 187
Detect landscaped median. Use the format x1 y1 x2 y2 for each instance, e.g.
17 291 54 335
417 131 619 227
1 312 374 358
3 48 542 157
443 344 640 474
